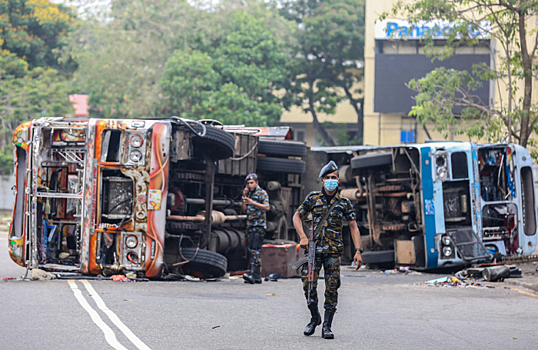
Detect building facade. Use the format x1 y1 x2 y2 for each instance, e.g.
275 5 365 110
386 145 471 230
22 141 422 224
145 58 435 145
364 0 496 145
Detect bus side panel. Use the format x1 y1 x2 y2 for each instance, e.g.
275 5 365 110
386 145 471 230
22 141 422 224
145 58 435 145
145 122 170 277
421 147 439 268
81 120 97 274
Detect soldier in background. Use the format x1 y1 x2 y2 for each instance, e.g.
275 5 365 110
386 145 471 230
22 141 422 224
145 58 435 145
293 161 363 339
242 173 270 284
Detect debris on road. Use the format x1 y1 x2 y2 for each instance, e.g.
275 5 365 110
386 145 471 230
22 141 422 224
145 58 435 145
423 276 483 288
111 274 131 282
30 269 56 281
264 273 282 282
456 264 522 282
377 266 422 275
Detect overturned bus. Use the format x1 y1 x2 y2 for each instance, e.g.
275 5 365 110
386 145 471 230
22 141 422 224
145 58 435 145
8 117 306 278
310 142 538 270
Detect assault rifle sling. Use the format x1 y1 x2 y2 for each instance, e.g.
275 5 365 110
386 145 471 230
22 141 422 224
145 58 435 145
292 198 342 271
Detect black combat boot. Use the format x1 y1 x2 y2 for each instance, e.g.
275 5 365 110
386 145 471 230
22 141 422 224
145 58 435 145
303 303 321 336
243 265 255 284
321 309 335 339
253 265 262 284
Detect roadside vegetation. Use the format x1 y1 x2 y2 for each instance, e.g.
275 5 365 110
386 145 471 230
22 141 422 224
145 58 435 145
383 0 538 156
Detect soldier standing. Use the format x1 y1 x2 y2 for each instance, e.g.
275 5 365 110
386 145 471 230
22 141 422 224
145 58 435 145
242 173 270 284
292 161 363 339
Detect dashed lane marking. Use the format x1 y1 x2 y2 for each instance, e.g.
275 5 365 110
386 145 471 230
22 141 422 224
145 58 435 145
82 280 151 350
68 280 128 350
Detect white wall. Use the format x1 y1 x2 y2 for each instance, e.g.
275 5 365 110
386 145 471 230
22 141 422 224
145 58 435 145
0 174 15 211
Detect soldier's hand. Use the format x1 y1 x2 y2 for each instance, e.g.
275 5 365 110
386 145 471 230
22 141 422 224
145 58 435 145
354 251 362 270
300 237 309 250
243 187 249 196
243 197 254 205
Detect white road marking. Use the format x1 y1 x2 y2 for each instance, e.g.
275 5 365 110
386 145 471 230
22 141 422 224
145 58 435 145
68 280 128 350
82 280 152 350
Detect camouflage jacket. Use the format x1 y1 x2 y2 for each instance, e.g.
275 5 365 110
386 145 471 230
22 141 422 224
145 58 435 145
296 191 356 254
246 186 269 229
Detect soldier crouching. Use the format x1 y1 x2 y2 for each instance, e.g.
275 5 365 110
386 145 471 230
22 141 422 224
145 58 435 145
293 161 363 339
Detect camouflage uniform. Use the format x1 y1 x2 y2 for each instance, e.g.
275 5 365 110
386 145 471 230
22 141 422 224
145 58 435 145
246 186 269 266
297 191 356 311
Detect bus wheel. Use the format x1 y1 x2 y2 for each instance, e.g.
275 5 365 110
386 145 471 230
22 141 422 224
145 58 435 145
258 139 307 157
256 157 306 174
351 152 392 170
190 123 236 160
168 248 228 279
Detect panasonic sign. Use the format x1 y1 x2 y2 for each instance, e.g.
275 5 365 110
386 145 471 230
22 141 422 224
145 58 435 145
375 20 486 40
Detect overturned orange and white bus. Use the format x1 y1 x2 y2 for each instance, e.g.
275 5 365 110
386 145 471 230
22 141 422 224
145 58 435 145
7 117 307 278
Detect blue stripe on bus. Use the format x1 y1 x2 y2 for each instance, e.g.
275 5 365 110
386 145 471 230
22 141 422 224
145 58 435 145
421 147 438 268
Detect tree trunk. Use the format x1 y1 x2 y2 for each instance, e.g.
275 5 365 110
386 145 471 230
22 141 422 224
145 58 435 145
343 85 363 144
341 67 364 144
308 96 335 146
518 12 532 147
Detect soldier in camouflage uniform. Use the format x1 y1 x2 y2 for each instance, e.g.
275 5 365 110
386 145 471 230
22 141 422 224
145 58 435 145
242 173 270 284
293 161 363 339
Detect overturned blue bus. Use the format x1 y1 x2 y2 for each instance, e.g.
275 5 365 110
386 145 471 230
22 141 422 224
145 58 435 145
308 142 537 270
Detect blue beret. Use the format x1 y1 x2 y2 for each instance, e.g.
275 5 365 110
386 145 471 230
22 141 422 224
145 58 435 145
245 173 258 182
319 161 338 178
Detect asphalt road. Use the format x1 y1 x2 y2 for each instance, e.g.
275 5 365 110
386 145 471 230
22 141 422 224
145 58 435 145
1 232 537 350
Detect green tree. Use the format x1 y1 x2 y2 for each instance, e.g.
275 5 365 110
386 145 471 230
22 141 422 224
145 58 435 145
68 0 294 123
384 0 538 149
160 11 291 126
0 0 77 74
315 0 365 144
0 52 73 174
278 0 365 146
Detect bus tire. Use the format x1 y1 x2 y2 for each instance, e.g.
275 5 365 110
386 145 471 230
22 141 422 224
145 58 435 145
173 248 228 279
256 157 306 174
191 123 236 160
258 139 307 157
351 152 392 170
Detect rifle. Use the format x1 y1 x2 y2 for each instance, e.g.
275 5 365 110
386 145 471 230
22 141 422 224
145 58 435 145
292 199 341 302
306 220 315 303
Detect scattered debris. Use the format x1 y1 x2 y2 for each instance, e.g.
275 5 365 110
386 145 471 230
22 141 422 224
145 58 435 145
423 276 482 288
266 293 276 296
184 275 201 282
30 269 56 281
456 264 521 282
2 277 15 282
111 275 131 282
264 273 282 282
378 266 422 275
212 326 221 329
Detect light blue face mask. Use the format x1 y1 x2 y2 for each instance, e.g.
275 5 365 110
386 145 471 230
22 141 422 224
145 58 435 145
324 179 338 192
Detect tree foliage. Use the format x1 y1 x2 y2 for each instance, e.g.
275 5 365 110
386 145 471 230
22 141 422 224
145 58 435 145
160 11 290 125
0 0 77 74
383 0 538 149
0 0 76 174
278 0 365 146
0 52 73 174
68 0 294 125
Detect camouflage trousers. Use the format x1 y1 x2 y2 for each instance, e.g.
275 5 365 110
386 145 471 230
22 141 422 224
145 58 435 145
247 227 265 267
301 253 341 311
